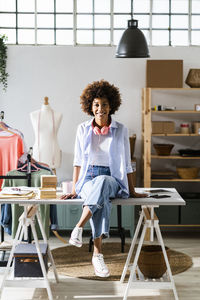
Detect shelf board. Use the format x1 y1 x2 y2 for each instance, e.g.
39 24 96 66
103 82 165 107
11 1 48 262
152 110 200 114
151 178 200 182
152 133 199 136
145 87 200 90
160 224 200 227
151 155 200 159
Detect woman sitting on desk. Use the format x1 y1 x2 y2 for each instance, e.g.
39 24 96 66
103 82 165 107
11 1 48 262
61 80 147 278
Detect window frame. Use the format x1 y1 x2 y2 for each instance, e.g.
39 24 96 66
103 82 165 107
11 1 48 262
0 0 200 46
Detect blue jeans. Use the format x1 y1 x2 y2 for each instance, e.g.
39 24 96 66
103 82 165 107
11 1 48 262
1 204 12 235
80 165 120 240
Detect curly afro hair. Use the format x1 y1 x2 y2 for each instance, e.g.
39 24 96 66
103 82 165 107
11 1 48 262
80 80 122 116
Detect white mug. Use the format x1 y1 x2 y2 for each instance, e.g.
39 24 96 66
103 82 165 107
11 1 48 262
62 181 73 194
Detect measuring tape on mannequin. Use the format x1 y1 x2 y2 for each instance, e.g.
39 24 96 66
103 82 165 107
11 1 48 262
37 109 56 167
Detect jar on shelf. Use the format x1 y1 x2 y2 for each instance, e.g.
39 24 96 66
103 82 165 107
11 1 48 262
180 123 189 134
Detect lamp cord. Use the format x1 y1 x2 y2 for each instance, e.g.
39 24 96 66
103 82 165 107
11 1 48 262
131 0 133 20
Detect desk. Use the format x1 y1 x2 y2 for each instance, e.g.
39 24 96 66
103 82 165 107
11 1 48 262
0 188 184 206
0 188 185 300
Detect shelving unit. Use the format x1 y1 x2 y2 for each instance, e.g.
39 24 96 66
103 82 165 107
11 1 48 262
141 87 200 228
142 87 200 187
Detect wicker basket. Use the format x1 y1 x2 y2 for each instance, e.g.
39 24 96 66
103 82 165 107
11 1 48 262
185 69 200 88
176 167 200 179
138 245 170 279
153 144 174 156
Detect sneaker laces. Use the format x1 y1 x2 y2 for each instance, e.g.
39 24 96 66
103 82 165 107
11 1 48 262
77 229 82 241
72 227 82 240
95 254 107 271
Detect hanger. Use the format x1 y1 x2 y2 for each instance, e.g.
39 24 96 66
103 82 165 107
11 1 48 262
0 122 16 135
17 161 40 172
31 158 50 168
0 112 16 135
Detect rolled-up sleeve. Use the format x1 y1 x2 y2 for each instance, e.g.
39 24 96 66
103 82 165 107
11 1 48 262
124 127 133 174
73 125 83 166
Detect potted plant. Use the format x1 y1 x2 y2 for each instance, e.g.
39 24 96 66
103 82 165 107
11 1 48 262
0 34 9 91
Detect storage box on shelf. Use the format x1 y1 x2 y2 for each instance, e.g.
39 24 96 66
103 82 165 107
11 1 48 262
193 122 200 134
142 87 200 228
14 243 48 278
152 121 175 134
146 60 183 88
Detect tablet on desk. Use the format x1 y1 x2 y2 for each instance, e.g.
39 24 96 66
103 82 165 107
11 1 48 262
148 194 171 199
145 189 172 193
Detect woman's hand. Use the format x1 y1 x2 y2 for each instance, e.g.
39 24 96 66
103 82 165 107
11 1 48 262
127 173 148 199
60 192 78 200
60 166 81 199
130 191 148 198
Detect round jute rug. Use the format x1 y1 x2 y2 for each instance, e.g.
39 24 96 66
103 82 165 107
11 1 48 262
51 242 193 281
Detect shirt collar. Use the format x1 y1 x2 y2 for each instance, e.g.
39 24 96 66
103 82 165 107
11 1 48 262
85 117 118 128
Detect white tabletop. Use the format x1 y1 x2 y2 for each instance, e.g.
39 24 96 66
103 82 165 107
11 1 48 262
0 188 185 206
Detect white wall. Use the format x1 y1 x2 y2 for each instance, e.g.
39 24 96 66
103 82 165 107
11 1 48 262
1 45 200 185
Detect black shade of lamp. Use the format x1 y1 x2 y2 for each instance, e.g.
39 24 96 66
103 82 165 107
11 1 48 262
115 0 150 58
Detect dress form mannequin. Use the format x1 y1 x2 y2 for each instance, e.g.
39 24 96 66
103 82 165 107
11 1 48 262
30 97 63 169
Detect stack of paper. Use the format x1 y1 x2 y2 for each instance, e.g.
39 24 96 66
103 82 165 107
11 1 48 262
0 241 13 250
0 187 38 199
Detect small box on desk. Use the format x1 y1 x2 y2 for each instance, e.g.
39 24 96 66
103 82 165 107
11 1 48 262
14 243 48 277
39 188 56 199
40 175 57 199
40 175 57 189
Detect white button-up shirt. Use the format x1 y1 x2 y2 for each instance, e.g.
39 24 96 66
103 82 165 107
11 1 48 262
73 118 133 198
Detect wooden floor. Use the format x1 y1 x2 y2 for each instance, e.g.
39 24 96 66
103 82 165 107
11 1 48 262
0 232 199 300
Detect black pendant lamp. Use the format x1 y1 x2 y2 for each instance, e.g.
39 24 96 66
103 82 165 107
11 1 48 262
116 0 150 58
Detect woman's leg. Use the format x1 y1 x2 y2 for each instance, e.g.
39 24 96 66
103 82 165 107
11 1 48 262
70 174 119 276
92 235 110 277
76 206 92 227
93 236 102 254
83 175 119 240
82 175 119 277
71 175 119 239
69 206 92 247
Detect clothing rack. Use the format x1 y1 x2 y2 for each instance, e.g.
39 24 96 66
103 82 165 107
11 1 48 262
0 151 32 266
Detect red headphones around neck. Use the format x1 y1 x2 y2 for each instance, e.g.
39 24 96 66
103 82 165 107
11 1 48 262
92 120 110 135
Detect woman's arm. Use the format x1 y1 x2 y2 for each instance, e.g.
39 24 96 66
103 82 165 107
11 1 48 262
123 127 147 198
61 124 83 199
71 166 81 193
60 166 81 199
127 173 148 198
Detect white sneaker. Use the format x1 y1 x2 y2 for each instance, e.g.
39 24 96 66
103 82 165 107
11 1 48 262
92 253 110 277
69 227 83 247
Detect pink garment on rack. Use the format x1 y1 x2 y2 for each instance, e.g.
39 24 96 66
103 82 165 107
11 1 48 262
0 123 27 163
0 134 24 188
